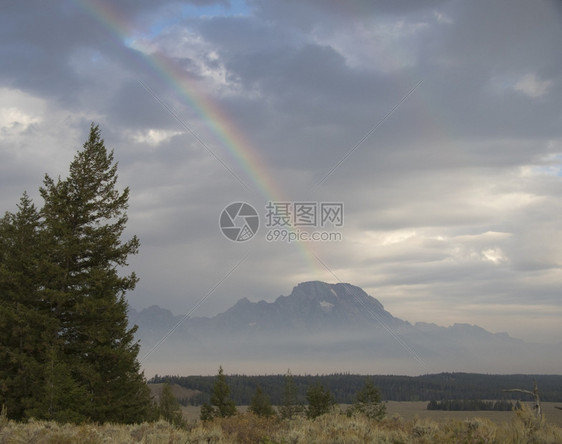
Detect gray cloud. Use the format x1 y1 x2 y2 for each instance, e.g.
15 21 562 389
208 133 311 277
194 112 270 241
1 0 562 368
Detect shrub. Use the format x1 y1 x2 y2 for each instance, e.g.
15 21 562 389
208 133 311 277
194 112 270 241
249 386 276 418
306 384 335 419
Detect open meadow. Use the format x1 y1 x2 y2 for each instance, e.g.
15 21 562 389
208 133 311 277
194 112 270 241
385 401 562 428
2 402 562 443
179 401 562 427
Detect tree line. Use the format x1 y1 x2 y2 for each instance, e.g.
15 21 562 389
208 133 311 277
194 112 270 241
196 367 385 421
151 372 562 405
0 124 153 423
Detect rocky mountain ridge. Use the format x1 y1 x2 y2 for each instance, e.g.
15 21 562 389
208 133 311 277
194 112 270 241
129 281 561 376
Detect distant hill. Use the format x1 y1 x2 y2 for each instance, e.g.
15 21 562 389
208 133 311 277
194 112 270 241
129 281 562 376
148 382 202 403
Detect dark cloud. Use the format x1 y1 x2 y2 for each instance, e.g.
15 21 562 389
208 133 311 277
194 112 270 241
250 0 449 30
105 81 184 129
1 0 562 354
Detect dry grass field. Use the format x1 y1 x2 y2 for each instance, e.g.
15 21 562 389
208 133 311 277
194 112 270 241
2 402 561 443
180 401 562 427
385 401 562 428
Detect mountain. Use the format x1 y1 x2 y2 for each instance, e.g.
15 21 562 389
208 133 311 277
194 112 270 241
129 281 562 376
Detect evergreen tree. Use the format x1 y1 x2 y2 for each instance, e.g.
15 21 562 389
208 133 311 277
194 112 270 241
209 366 237 418
35 123 152 422
249 386 275 417
26 346 92 423
347 378 386 420
306 383 335 419
158 383 185 427
279 370 303 420
0 193 60 420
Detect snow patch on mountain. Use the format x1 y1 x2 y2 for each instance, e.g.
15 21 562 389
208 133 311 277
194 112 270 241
319 300 335 312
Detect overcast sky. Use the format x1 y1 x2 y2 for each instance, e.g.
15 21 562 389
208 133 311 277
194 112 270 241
2 0 561 347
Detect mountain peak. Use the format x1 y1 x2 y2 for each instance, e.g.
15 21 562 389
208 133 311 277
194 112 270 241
287 281 386 312
209 281 399 334
262 281 395 328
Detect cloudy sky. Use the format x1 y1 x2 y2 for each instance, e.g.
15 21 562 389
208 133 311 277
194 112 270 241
2 0 561 351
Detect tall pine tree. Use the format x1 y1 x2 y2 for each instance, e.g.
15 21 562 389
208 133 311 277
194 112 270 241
157 383 185 427
37 123 152 422
0 193 56 419
279 370 303 420
209 366 237 418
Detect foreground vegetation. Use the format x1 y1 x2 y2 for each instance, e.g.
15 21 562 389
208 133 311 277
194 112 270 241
0 124 153 423
1 404 562 444
2 365 561 442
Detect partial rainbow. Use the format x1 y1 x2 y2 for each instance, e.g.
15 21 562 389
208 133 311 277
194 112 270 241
75 1 432 372
73 0 323 268
75 0 282 200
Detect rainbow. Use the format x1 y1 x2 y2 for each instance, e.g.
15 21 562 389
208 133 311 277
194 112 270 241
74 0 281 200
72 0 325 268
73 0 430 372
